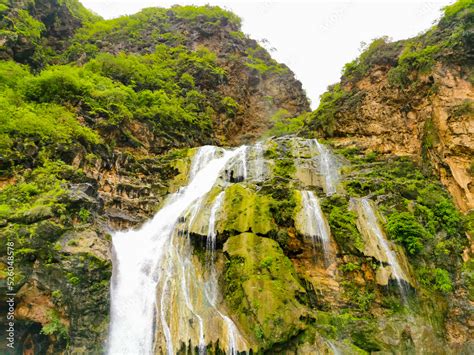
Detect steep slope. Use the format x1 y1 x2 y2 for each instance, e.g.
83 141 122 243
64 5 310 145
307 0 473 212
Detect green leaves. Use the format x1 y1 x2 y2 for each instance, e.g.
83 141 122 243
386 212 429 255
419 267 453 293
308 83 346 136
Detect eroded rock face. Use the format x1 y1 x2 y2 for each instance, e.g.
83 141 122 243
326 64 473 212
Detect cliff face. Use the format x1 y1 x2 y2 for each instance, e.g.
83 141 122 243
0 0 100 67
320 63 473 212
65 5 310 146
307 1 473 212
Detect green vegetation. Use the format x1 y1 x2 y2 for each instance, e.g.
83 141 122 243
320 195 364 254
342 36 393 81
244 46 288 75
171 5 241 26
388 44 440 88
450 99 474 117
307 0 473 134
386 212 429 255
219 184 275 235
223 233 308 347
441 0 474 22
418 267 453 293
341 281 376 312
307 84 344 136
266 110 308 137
41 310 69 341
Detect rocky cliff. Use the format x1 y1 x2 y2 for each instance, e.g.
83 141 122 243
307 0 473 212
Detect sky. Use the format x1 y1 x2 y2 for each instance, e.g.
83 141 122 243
80 0 453 108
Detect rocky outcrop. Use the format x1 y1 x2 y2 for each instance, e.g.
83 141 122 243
176 136 470 353
307 1 473 212
323 64 473 212
65 6 310 145
0 0 99 67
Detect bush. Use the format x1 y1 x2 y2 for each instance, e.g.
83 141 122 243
386 212 429 255
41 310 68 340
171 4 241 27
266 110 307 137
418 267 453 293
342 36 392 81
22 66 88 104
308 84 345 136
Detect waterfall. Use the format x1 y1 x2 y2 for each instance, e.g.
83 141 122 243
204 191 224 306
226 145 247 182
204 191 243 355
354 198 409 297
327 341 342 355
189 145 220 179
300 190 333 265
312 139 339 195
253 142 265 181
107 146 245 355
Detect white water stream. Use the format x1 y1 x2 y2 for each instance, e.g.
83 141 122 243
300 190 333 264
107 146 245 354
356 198 409 298
312 139 340 195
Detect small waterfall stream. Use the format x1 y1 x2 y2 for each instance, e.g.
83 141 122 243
300 190 333 265
253 142 265 181
353 198 409 298
204 191 243 355
226 145 248 182
107 146 246 354
312 139 340 195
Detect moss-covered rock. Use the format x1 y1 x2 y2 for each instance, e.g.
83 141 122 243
223 232 310 349
218 185 275 236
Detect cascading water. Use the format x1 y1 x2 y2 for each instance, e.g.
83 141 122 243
312 139 340 195
107 146 246 355
204 191 224 305
203 191 243 355
300 190 333 265
327 341 342 355
226 145 248 182
253 142 265 181
354 198 409 298
189 145 219 179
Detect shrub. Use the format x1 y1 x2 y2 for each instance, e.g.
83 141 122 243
386 212 429 255
418 267 453 293
41 310 68 340
342 36 391 81
308 83 345 136
266 110 307 137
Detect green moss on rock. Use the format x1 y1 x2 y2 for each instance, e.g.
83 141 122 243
223 233 309 349
218 185 274 235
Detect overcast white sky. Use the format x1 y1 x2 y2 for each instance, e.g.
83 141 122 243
80 0 453 108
